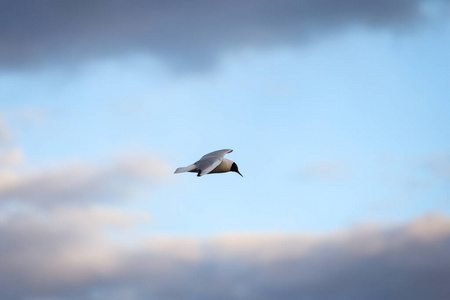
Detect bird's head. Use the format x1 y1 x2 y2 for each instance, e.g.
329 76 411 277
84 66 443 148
230 162 243 177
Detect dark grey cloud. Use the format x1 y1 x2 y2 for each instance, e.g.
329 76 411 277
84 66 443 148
0 0 447 70
0 213 449 300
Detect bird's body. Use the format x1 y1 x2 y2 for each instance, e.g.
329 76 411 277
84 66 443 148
186 158 233 174
208 158 234 174
174 149 243 177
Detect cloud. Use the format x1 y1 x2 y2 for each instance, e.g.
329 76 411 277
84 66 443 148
19 108 47 124
0 115 170 213
0 154 172 207
0 148 24 168
0 119 12 143
0 212 449 300
0 119 22 169
422 152 450 180
0 0 448 70
0 206 147 300
398 152 450 200
301 160 350 180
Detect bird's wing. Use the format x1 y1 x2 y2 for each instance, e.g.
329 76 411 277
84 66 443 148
174 164 197 174
196 149 233 176
200 149 233 160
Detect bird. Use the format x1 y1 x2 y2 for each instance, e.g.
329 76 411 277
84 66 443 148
174 149 243 177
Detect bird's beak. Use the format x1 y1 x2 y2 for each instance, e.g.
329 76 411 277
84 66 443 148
237 171 243 177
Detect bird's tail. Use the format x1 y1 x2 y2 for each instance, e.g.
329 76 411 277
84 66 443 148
174 164 197 174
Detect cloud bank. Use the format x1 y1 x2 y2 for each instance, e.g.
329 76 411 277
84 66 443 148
1 0 448 70
0 212 449 300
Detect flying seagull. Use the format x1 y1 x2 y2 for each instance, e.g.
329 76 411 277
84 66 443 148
174 149 243 177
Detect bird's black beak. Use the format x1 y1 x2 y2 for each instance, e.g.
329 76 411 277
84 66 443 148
231 162 243 177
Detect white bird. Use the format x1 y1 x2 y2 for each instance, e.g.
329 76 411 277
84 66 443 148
174 149 243 177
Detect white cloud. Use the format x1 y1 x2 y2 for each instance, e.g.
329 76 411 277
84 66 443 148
423 152 450 180
20 108 47 124
0 154 172 207
0 148 24 167
301 160 350 181
0 119 12 143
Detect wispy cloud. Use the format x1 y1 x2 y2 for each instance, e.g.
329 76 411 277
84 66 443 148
0 213 449 300
0 155 171 208
0 148 23 168
1 0 447 70
301 160 350 181
422 152 450 180
0 119 12 143
398 152 450 200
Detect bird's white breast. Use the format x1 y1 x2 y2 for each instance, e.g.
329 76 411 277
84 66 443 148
210 158 233 173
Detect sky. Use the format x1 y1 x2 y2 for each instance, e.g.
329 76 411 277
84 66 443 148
1 0 450 299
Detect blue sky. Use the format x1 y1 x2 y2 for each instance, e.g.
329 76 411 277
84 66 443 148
1 1 450 299
2 17 449 234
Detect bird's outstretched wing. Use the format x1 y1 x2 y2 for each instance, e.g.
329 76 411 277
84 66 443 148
174 164 197 174
196 149 233 176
